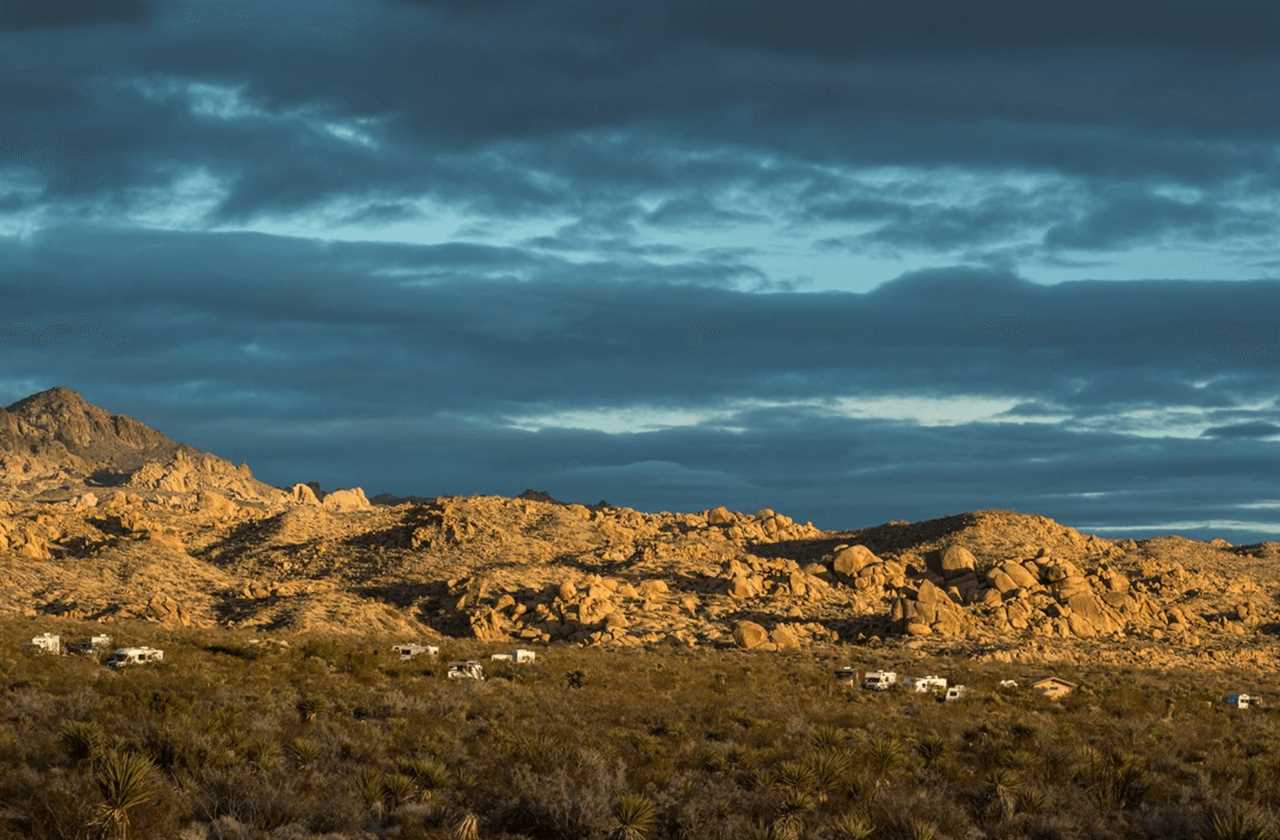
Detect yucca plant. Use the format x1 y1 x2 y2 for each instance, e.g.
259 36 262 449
811 725 847 751
451 811 481 840
828 810 875 840
61 721 103 764
383 771 419 809
865 735 901 787
983 768 1022 822
286 736 325 768
90 751 157 840
610 793 657 840
401 754 451 790
802 747 851 803
907 818 938 840
1208 801 1278 840
913 734 946 771
771 760 817 793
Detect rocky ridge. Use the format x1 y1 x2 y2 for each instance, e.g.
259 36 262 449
1 388 1278 671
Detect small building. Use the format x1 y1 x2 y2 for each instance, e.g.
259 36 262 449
106 647 164 668
1226 692 1253 710
863 670 897 691
448 660 485 681
68 635 113 656
943 685 968 702
392 643 439 660
30 633 62 655
906 675 948 694
514 648 536 664
833 666 859 686
1032 676 1077 701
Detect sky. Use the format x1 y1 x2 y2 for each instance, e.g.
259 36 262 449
2 1 1279 541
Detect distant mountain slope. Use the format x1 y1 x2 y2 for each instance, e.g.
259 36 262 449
0 387 281 501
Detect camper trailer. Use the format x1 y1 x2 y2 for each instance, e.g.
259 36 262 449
863 671 897 691
30 633 61 655
447 660 485 681
514 649 536 664
834 666 859 686
1226 692 1253 710
490 653 513 662
106 647 164 668
943 685 969 702
906 675 948 694
392 643 439 660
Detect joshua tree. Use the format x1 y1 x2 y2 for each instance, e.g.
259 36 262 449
90 751 157 840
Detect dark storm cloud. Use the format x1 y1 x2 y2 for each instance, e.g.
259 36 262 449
2 0 1279 260
3 228 1279 417
1202 421 1280 440
0 0 152 31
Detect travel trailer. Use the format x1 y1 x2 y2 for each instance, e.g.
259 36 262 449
906 675 948 694
106 647 164 668
1226 692 1253 710
30 633 61 655
833 666 859 686
514 648 536 664
943 685 969 702
863 671 897 691
447 660 485 681
392 643 439 660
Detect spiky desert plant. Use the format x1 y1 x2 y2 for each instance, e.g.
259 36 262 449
295 696 320 724
771 760 817 794
828 810 875 839
984 768 1022 821
90 751 156 840
286 736 325 768
61 721 103 764
401 755 450 790
913 734 946 771
865 735 901 786
810 724 847 751
382 771 419 809
1208 801 1278 840
907 818 938 840
451 811 480 840
610 794 657 840
802 747 850 803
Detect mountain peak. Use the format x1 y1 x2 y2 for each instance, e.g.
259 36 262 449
5 385 92 413
1 386 181 479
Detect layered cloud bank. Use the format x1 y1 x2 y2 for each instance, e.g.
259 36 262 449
2 1 1278 538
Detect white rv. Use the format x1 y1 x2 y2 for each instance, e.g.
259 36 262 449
1226 692 1253 710
943 685 969 702
490 653 513 662
514 649 536 664
392 643 439 660
106 647 164 668
30 633 62 655
448 660 485 681
906 675 948 694
863 670 897 691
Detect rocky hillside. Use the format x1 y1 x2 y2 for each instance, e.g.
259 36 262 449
1 388 1278 671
